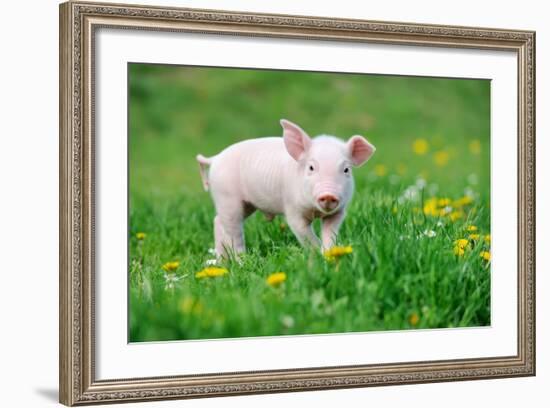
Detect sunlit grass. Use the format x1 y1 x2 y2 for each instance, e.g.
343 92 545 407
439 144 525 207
128 64 491 342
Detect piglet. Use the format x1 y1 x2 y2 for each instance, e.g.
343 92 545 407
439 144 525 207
196 119 375 258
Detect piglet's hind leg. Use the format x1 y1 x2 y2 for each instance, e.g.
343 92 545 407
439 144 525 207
213 215 225 258
214 211 246 259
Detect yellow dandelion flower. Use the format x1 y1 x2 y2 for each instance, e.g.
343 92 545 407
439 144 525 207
423 197 439 217
437 198 451 207
484 234 491 243
412 139 429 155
324 245 353 261
396 163 407 175
453 196 474 207
434 150 450 167
179 297 203 315
480 251 491 261
193 302 204 314
374 164 387 177
280 223 287 231
195 267 228 279
266 272 287 287
455 239 469 249
469 139 482 155
392 206 398 214
162 261 180 272
453 238 470 257
466 225 478 232
448 211 463 222
136 232 146 240
409 312 420 326
469 234 480 241
180 297 195 313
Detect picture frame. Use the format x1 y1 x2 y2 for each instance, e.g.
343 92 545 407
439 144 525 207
59 1 536 405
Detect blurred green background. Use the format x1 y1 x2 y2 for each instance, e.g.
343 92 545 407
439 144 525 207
129 64 490 199
129 63 491 342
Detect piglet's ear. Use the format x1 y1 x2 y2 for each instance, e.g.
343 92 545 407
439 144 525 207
347 135 375 167
281 119 311 161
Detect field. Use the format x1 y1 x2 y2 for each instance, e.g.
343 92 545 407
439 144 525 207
128 63 491 342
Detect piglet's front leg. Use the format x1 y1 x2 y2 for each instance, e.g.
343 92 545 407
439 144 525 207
285 211 321 249
321 210 345 251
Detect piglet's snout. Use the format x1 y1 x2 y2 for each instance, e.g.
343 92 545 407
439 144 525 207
317 194 340 211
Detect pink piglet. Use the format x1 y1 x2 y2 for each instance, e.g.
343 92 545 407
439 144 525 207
197 119 375 258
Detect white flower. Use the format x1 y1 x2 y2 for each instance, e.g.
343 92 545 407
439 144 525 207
464 187 476 198
423 229 437 238
415 178 427 189
310 290 326 309
398 185 420 204
436 221 444 227
281 315 295 329
389 174 400 185
207 248 216 255
205 259 218 266
163 272 186 290
467 173 479 185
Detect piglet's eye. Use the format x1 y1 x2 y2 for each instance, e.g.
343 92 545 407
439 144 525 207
344 167 350 174
309 165 315 171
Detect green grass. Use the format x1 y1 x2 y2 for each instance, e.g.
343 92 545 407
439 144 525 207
128 63 491 342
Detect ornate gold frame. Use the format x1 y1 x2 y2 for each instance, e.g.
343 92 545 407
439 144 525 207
59 1 536 405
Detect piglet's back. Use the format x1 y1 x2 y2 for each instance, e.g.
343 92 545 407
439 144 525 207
209 137 291 214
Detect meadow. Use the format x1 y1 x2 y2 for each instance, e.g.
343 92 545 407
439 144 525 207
128 63 491 342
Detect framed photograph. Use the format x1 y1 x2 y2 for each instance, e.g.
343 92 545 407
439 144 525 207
59 1 535 405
